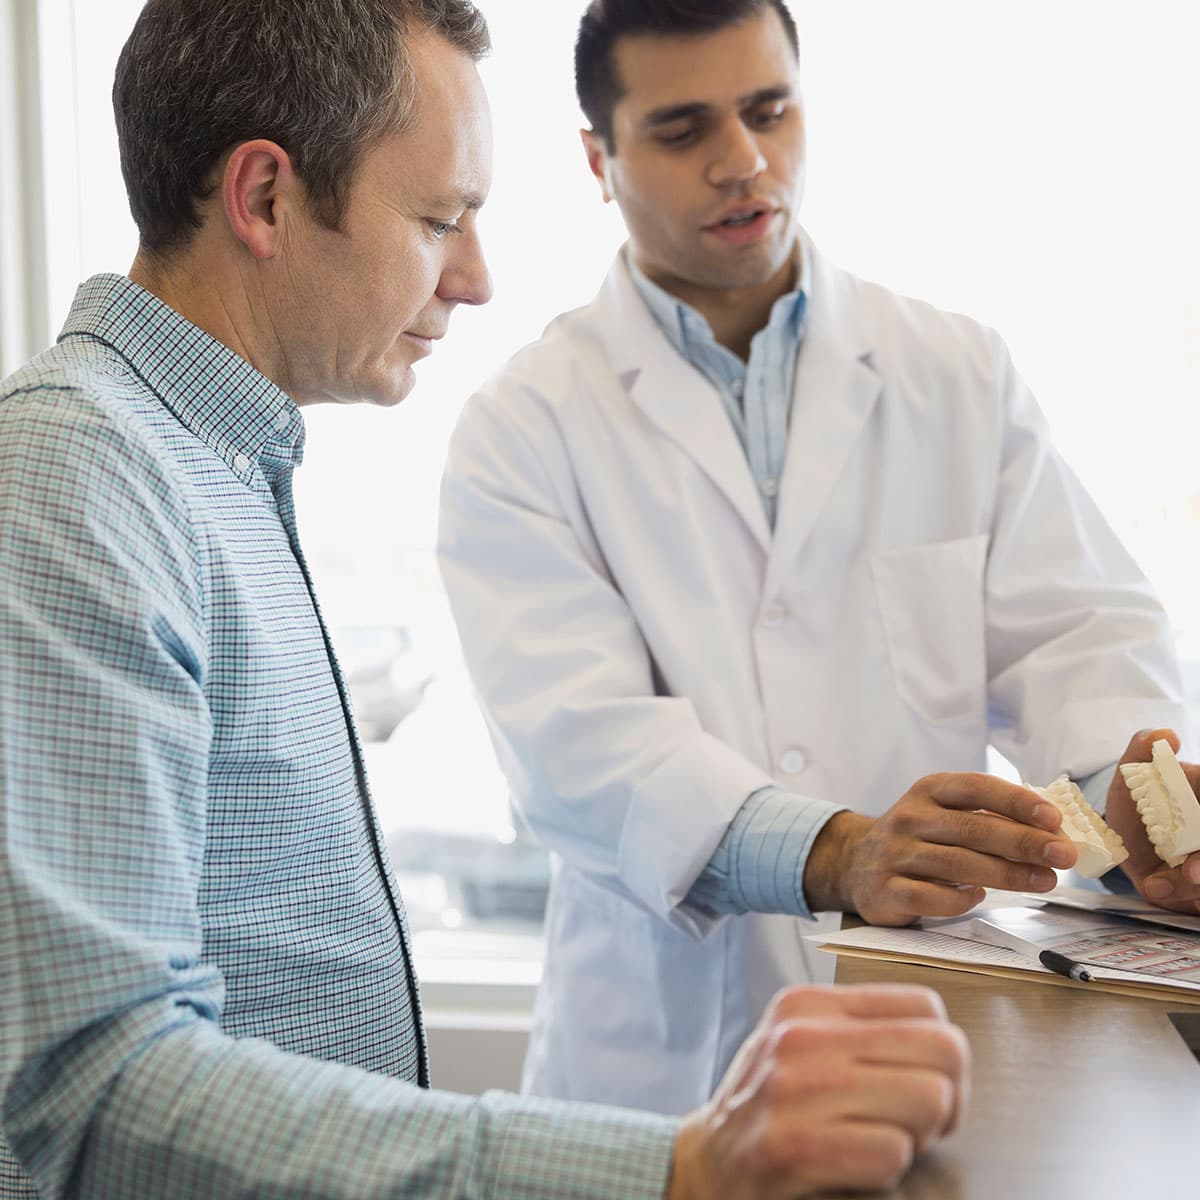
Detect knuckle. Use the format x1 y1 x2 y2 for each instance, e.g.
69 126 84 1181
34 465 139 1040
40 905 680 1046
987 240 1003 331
872 1131 916 1187
1016 828 1046 861
925 844 960 878
945 888 981 916
769 984 837 1020
774 1025 851 1079
1003 861 1041 890
764 986 795 1023
903 985 947 1019
774 1020 818 1057
915 1072 956 1128
955 773 984 804
955 811 985 845
939 1022 970 1069
768 1017 816 1056
869 983 945 1017
772 1124 823 1174
888 804 923 838
886 877 923 910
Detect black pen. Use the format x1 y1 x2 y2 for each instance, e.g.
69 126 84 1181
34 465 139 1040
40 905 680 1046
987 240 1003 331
1039 949 1094 983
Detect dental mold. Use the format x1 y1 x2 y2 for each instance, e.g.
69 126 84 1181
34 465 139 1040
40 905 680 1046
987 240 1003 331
1028 775 1129 878
1119 739 1200 869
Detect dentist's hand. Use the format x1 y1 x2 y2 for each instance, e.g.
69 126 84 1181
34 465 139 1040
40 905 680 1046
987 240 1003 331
667 985 969 1200
802 773 1076 925
1105 728 1200 913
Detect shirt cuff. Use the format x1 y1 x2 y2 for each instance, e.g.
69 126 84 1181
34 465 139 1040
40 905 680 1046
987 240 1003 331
685 786 846 921
479 1092 678 1200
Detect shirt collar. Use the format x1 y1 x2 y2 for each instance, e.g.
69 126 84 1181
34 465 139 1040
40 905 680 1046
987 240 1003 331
627 235 811 360
58 274 305 482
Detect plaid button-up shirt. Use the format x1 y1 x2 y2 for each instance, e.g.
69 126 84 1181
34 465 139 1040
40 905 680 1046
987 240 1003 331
0 275 675 1198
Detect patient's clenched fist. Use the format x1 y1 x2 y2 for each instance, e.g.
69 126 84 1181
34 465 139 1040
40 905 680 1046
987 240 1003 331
667 984 969 1200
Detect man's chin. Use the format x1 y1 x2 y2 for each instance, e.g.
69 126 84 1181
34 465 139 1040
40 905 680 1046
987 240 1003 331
694 242 794 292
357 368 417 408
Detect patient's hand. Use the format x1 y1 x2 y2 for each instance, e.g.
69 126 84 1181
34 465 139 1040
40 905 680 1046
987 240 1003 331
667 984 969 1200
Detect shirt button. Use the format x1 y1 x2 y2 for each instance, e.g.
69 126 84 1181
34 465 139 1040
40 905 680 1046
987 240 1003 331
275 408 291 431
780 749 807 775
760 478 779 498
731 379 745 398
762 605 787 627
233 453 251 474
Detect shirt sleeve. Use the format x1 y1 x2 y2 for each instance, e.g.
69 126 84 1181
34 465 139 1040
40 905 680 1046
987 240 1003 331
0 386 676 1199
685 787 846 920
982 335 1190 783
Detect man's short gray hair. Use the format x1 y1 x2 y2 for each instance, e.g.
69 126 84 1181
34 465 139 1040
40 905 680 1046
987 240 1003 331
114 0 490 255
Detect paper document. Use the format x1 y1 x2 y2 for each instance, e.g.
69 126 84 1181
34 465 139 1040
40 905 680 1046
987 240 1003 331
969 905 1200 986
1027 885 1200 935
810 911 1200 1003
813 923 1062 975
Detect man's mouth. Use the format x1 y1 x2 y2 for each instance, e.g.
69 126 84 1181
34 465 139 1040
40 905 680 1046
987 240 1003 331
715 208 769 228
704 205 778 245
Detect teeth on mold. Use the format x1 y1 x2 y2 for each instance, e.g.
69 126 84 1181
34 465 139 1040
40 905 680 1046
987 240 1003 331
1118 740 1200 870
1026 775 1129 879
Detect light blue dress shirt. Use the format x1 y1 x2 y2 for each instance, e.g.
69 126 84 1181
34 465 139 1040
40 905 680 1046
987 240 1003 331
628 255 1115 921
0 275 675 1198
629 253 808 532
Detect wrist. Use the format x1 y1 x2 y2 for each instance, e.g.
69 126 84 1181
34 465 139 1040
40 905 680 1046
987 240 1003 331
803 811 871 913
666 1113 713 1200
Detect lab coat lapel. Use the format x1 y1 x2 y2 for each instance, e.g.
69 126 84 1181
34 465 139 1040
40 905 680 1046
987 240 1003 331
766 251 881 594
598 259 773 553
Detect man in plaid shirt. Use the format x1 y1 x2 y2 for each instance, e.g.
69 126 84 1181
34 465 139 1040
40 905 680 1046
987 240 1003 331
0 2 968 1196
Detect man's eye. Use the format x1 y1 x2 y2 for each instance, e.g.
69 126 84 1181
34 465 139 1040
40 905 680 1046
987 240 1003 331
429 220 462 240
655 128 698 149
748 105 786 129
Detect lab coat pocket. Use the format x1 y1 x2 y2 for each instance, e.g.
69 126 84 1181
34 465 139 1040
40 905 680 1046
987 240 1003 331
871 534 989 725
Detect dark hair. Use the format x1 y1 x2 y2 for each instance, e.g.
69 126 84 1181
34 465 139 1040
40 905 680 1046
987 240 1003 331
576 0 799 151
114 0 490 255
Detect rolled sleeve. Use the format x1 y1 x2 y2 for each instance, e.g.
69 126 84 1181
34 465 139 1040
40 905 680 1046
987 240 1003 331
686 787 846 921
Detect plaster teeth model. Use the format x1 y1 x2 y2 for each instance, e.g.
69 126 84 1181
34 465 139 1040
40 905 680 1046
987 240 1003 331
1028 775 1128 878
1119 739 1200 868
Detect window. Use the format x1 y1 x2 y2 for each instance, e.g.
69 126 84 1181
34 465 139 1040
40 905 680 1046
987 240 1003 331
17 0 1200 988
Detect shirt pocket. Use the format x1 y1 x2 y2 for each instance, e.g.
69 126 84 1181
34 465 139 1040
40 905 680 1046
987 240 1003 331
870 534 990 725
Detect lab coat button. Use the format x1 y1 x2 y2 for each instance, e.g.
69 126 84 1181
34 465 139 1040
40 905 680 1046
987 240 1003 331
780 749 807 775
762 605 786 627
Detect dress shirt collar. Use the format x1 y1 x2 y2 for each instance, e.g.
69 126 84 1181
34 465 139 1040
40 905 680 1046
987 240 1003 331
59 274 305 482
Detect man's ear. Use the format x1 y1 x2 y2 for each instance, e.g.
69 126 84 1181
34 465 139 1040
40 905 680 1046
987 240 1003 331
221 139 301 260
580 129 615 204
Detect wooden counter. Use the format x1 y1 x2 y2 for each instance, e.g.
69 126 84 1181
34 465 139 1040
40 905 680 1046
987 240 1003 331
831 953 1199 1197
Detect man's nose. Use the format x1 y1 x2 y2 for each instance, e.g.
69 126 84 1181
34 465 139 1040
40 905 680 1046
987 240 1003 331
705 118 768 189
439 229 493 307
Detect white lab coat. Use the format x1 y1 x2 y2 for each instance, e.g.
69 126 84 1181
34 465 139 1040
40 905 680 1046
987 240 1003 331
437 243 1187 1115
